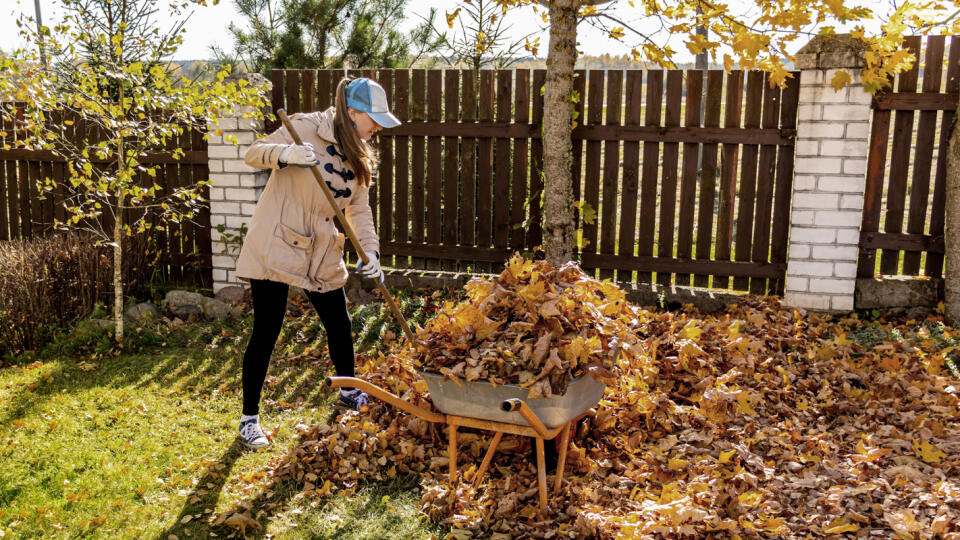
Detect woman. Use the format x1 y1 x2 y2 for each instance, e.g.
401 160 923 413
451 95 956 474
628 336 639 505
233 77 401 449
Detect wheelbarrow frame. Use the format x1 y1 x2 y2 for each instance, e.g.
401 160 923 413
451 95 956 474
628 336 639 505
324 376 597 509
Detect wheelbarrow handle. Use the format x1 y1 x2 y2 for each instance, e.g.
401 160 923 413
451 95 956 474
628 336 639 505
501 398 550 439
325 376 445 424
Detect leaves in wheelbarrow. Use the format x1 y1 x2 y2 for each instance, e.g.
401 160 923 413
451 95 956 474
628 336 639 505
224 255 960 539
408 253 641 395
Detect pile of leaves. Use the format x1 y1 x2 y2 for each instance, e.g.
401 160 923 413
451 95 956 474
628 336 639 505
407 254 639 397
222 257 960 539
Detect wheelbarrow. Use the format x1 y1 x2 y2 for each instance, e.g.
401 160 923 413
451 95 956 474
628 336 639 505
325 371 605 509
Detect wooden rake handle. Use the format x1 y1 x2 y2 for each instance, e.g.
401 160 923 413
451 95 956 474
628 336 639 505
277 109 414 343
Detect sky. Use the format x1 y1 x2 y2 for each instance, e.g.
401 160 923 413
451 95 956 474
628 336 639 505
0 0 873 64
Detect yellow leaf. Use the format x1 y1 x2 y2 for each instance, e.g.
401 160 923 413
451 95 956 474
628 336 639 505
735 391 757 415
718 449 736 464
831 70 852 91
912 439 946 464
823 518 859 533
738 491 763 507
445 8 460 29
679 320 701 340
668 457 689 471
659 482 683 503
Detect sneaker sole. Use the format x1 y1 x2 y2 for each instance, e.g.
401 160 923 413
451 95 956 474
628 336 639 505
239 436 269 449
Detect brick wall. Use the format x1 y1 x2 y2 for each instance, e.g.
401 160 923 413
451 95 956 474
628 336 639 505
207 110 268 293
784 36 871 312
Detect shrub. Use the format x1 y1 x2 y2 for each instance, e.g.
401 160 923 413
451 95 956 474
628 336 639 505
0 232 157 357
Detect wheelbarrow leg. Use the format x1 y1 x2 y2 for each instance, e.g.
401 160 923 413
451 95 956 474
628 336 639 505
554 421 572 494
535 437 547 509
474 431 503 487
448 424 457 483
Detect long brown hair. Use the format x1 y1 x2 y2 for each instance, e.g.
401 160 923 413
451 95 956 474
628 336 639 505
333 77 378 188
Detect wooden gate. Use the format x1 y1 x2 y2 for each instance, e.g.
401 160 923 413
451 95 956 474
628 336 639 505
272 68 800 293
858 35 959 279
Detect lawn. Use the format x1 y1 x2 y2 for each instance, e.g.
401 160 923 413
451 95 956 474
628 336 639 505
3 275 960 539
0 288 449 539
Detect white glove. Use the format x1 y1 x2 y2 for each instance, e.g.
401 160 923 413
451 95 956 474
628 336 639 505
355 251 384 285
279 143 318 167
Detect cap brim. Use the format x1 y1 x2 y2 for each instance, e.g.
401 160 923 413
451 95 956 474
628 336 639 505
368 111 401 128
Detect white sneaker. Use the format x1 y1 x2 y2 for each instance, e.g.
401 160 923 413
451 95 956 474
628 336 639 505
239 418 269 449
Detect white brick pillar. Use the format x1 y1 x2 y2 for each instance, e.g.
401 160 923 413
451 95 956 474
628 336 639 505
208 74 272 293
784 35 871 312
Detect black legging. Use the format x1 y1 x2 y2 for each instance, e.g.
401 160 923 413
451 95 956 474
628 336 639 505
242 279 355 415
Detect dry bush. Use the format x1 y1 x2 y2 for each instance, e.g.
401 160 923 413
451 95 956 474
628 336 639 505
0 232 158 356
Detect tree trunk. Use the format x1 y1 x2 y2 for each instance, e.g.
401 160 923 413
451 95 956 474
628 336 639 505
114 205 124 341
945 92 960 325
541 0 578 267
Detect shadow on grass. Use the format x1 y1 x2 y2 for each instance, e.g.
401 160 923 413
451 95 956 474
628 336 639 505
157 437 246 540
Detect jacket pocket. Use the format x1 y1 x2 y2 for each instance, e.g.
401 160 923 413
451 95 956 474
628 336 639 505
313 232 347 284
269 223 314 276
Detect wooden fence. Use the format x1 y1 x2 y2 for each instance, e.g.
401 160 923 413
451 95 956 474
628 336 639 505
858 35 959 280
0 104 212 286
272 68 800 294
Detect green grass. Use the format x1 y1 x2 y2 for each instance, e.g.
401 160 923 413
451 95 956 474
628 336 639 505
0 289 450 539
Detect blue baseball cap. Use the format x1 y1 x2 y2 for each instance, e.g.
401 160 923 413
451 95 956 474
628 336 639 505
345 78 401 129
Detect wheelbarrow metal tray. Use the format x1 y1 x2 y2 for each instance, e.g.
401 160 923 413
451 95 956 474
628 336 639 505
420 371 605 429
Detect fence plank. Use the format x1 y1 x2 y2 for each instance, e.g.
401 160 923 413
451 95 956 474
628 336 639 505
460 70 476 253
676 70 703 287
530 69 548 248
426 69 443 270
394 70 410 269
493 70 512 263
880 36 922 274
599 70 622 280
618 70 642 283
180 124 199 283
410 69 426 270
317 70 332 111
166 124 184 282
903 36 945 274
52 109 66 226
582 70 604 272
733 71 763 290
378 69 395 268
750 77 782 295
657 70 683 286
636 70 661 283
770 74 800 295
477 70 494 273
443 69 460 271
0 110 11 240
926 36 960 278
858 96 893 278
384 122 790 144
566 69 583 243
694 71 724 287
715 71 743 289
270 70 284 128
511 69 530 253
285 70 301 114
16 106 32 239
29 158 42 235
194 126 212 286
301 70 315 112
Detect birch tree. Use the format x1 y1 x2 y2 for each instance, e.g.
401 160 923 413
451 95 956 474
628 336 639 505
0 0 268 341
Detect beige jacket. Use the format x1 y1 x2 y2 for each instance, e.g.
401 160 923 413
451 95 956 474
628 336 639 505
235 107 378 293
